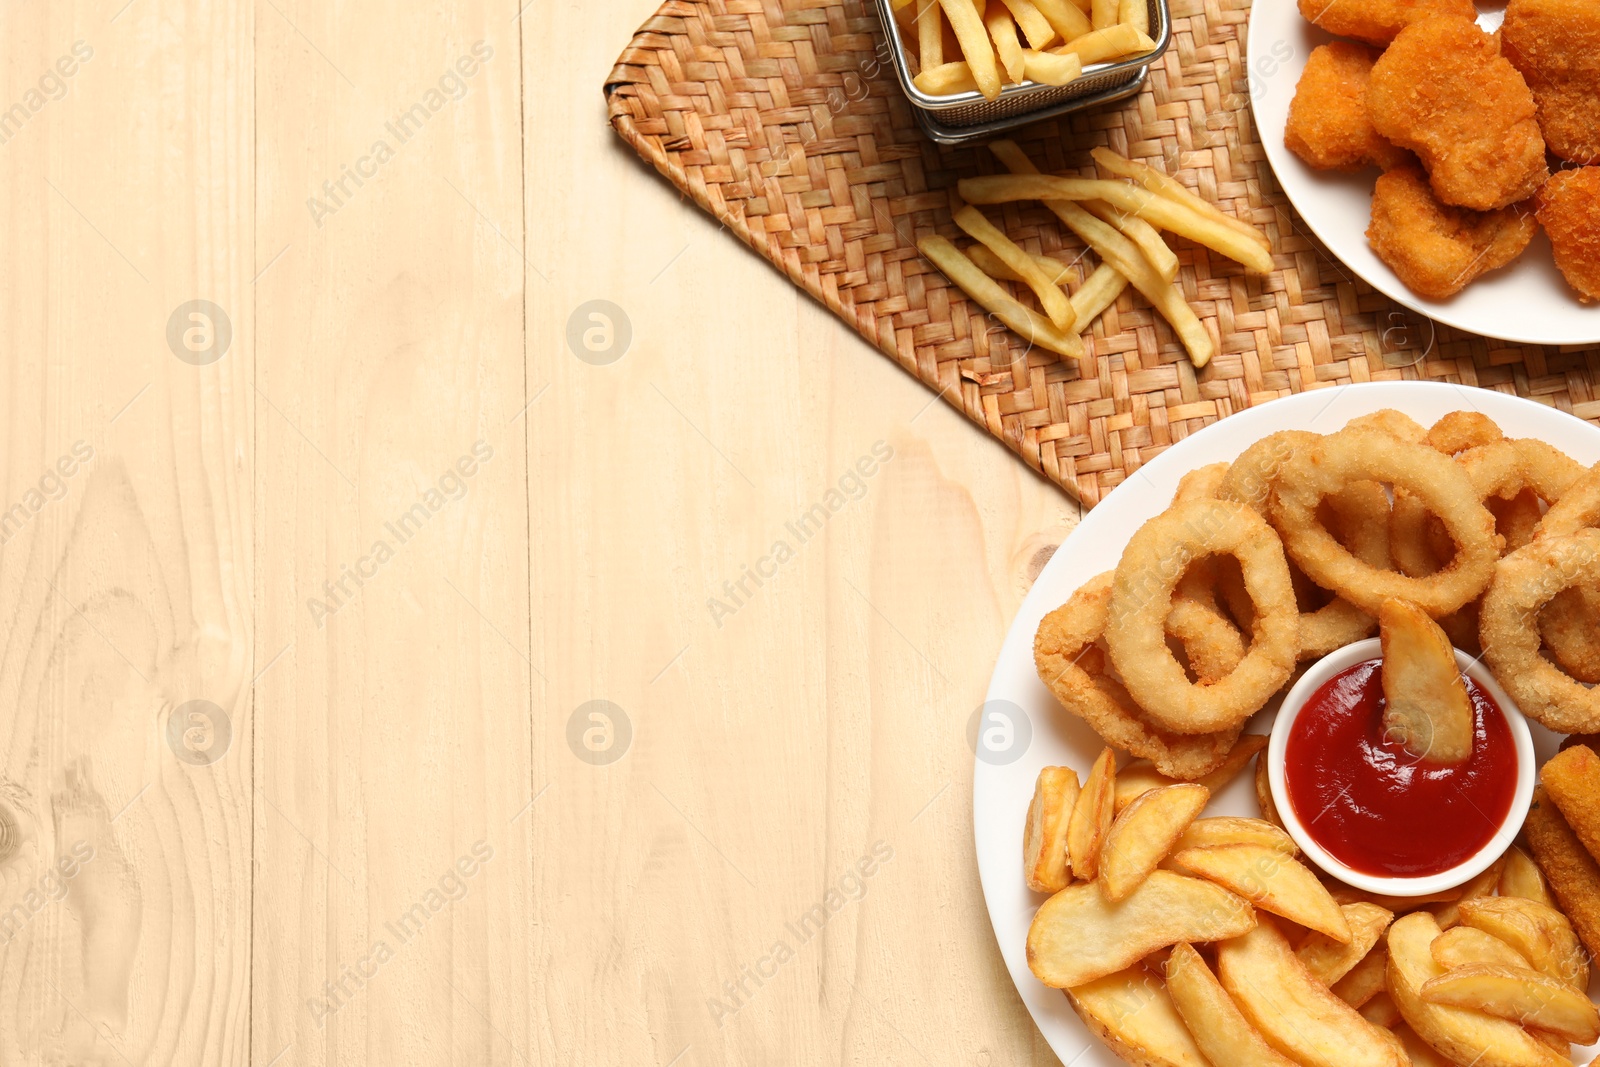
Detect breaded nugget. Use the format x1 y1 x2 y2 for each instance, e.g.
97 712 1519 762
1366 164 1537 298
1541 744 1600 857
1502 0 1600 164
1285 42 1409 172
1297 0 1476 47
1524 786 1600 966
1536 167 1600 303
1368 16 1550 211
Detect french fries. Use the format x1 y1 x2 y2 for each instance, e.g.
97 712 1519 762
1019 49 1083 86
916 0 943 69
1388 912 1574 1067
1029 0 1090 41
1175 816 1296 857
1090 147 1270 251
1027 870 1255 988
1099 782 1208 901
985 4 1026 83
915 237 1085 361
1216 916 1406 1067
1379 599 1473 763
998 0 1056 49
937 0 1001 99
1067 746 1117 880
1090 0 1118 31
953 205 1075 330
1419 964 1600 1043
1458 896 1589 990
1118 0 1148 35
1299 902 1393 986
1429 856 1505 931
986 140 1219 367
1052 23 1156 66
1023 766 1080 893
1173 844 1352 943
957 174 1277 274
1166 942 1299 1067
1430 925 1533 972
1085 199 1181 282
913 61 975 96
1069 966 1212 1067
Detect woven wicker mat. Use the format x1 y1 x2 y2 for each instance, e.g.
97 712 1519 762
604 0 1600 506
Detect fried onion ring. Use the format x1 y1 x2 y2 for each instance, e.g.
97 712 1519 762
1035 573 1243 779
1106 501 1298 735
1272 429 1500 617
1426 410 1504 455
1344 407 1427 443
1542 583 1600 685
1539 463 1600 539
1482 531 1600 732
1173 462 1231 504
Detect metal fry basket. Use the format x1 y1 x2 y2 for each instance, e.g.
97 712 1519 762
875 0 1172 145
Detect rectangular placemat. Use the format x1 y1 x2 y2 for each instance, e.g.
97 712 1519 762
604 0 1600 505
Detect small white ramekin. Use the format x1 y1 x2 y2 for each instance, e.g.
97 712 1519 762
1267 638 1536 897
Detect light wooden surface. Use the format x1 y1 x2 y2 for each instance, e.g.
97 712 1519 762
0 2 1080 1062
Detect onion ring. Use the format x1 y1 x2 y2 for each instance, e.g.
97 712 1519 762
1272 429 1500 617
1219 432 1385 658
1105 501 1299 735
1541 583 1600 685
1343 408 1427 443
1035 573 1243 778
1481 531 1600 733
1169 564 1248 683
1426 410 1504 455
1173 462 1231 504
1539 463 1600 539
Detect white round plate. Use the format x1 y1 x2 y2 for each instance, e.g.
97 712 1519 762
1246 3 1600 346
974 382 1600 1066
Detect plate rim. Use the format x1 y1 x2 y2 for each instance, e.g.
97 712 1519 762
1243 3 1600 347
972 382 1600 1066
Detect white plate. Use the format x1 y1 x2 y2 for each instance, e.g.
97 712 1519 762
974 382 1600 1066
1246 3 1600 346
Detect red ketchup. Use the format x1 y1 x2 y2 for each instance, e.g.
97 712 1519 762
1284 659 1517 878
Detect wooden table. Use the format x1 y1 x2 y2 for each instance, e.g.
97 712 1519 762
0 1 1078 1062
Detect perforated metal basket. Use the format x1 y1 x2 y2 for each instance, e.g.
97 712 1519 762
875 0 1171 145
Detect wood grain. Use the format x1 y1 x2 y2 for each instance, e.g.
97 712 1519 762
0 0 1085 1062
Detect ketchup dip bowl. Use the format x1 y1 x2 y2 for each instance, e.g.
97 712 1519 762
1266 637 1537 898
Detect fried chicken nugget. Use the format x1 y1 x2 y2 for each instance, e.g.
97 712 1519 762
1524 785 1600 967
1502 0 1600 165
1536 167 1600 303
1297 0 1476 47
1368 16 1550 212
1285 42 1409 172
1366 164 1537 299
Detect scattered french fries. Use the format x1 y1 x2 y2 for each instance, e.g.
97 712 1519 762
915 144 1276 404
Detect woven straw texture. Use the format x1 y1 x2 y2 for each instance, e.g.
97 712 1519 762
604 0 1600 506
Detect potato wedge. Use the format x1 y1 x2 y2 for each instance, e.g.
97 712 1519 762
1391 1023 1450 1067
1068 746 1117 881
1027 870 1255 988
1429 856 1505 930
1165 942 1298 1067
1069 966 1210 1067
1024 766 1080 893
1173 844 1351 943
1359 991 1400 1028
1216 916 1407 1067
1329 881 1462 911
1379 599 1473 763
1386 911 1570 1067
1458 897 1588 990
1102 783 1209 902
1430 925 1533 972
1420 963 1600 1043
1176 816 1296 857
1255 751 1283 829
1332 943 1389 1008
1500 844 1555 908
1300 902 1394 986
1115 759 1173 812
